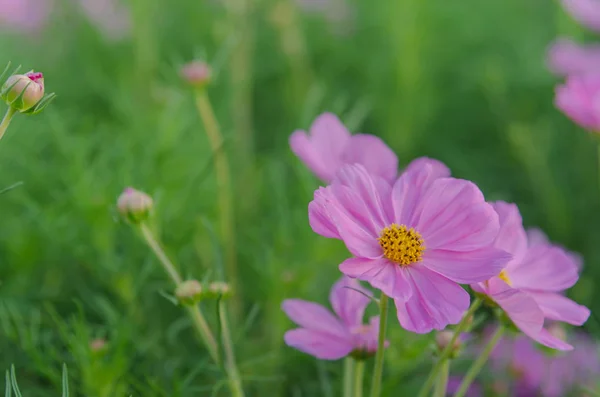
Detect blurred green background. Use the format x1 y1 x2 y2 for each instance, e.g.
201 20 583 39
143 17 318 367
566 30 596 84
0 0 598 395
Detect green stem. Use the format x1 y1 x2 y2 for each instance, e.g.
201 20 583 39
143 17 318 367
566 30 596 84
433 359 450 397
369 293 389 397
138 223 219 363
194 92 240 315
354 359 365 397
343 358 355 397
597 139 600 197
0 107 17 141
218 300 245 397
417 298 482 397
453 325 504 397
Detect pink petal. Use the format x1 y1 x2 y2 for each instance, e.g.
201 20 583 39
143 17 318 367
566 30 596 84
284 329 354 360
281 299 347 335
333 164 392 231
341 134 398 183
308 187 340 238
532 328 573 351
555 74 600 131
394 265 470 333
392 157 450 227
289 113 351 182
486 278 544 339
528 291 590 326
547 38 600 76
562 0 600 32
339 257 412 300
329 276 371 328
527 227 584 271
510 244 579 292
415 178 500 251
423 247 510 284
491 202 528 267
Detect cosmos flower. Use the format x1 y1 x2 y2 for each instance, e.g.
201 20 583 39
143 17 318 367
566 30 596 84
289 112 398 183
547 39 600 77
309 159 510 333
282 276 385 360
0 0 51 33
561 0 600 32
471 202 589 351
555 73 600 132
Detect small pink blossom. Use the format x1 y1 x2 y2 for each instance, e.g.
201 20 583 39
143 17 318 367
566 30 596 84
289 112 398 183
77 0 130 41
471 202 589 351
555 73 600 132
282 276 385 360
309 158 510 333
0 0 51 33
561 0 600 32
547 38 600 76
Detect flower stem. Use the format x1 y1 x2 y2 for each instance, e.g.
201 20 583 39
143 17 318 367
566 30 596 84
194 92 240 313
453 325 504 397
218 300 246 397
417 297 482 397
138 223 219 363
433 359 450 397
369 293 389 397
354 359 365 397
343 357 355 397
0 107 17 142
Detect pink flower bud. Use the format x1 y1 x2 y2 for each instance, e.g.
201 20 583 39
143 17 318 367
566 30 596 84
207 281 232 299
117 187 153 223
180 61 211 89
89 338 107 352
1 71 44 112
175 280 203 305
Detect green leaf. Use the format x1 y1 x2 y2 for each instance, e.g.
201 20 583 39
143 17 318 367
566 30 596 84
5 370 11 397
61 364 69 397
9 366 21 397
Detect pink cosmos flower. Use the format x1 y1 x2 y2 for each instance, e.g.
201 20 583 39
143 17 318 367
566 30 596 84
555 74 600 132
77 0 130 41
282 276 385 360
289 112 398 183
471 202 589 351
561 0 600 32
0 0 51 33
309 158 510 333
547 38 600 77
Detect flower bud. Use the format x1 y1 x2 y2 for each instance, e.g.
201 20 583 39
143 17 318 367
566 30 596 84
1 72 44 112
180 61 211 89
435 331 466 358
89 338 107 353
117 187 153 224
175 280 203 305
207 281 232 299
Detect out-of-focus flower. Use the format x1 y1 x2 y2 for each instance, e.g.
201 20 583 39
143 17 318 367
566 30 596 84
561 0 600 32
309 159 510 333
282 276 385 360
527 227 583 271
77 0 130 41
487 331 600 397
294 0 355 36
89 338 108 352
0 0 52 33
1 72 44 112
471 202 589 351
289 113 398 183
180 61 212 90
547 39 600 77
207 281 232 299
435 331 469 358
117 187 153 224
555 74 600 132
175 280 203 305
446 377 482 397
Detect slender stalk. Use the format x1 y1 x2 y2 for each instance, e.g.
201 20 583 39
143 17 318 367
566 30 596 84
0 107 17 141
369 293 389 397
138 224 219 362
417 298 482 397
433 359 450 397
354 359 365 397
343 358 355 397
194 92 240 312
597 139 600 196
453 325 504 397
218 300 245 397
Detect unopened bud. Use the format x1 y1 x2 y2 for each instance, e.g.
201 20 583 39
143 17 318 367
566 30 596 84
117 187 153 223
89 338 107 353
435 331 465 358
207 281 232 299
175 280 203 305
180 61 211 89
2 72 44 112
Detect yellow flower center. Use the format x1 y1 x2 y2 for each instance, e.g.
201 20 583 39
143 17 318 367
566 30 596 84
498 269 511 286
378 223 425 266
